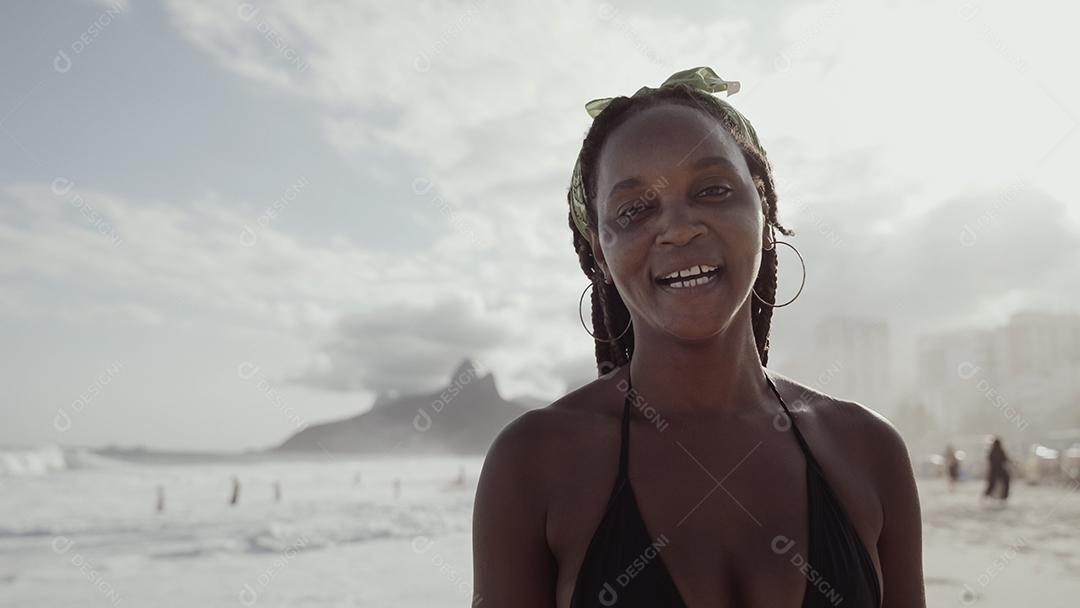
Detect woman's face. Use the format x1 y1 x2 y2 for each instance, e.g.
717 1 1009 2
589 104 768 341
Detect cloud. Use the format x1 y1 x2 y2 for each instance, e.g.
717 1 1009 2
767 174 1080 385
14 0 1077 403
0 181 418 330
191 0 1074 399
161 0 758 274
288 293 511 393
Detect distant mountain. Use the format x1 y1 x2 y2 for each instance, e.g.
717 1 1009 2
274 358 536 455
512 394 551 410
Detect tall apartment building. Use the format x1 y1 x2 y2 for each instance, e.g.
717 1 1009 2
916 310 1080 439
808 316 893 412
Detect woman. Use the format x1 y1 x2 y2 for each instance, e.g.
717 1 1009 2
473 67 925 607
983 437 1010 503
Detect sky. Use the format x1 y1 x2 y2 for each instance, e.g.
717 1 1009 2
1 0 1078 451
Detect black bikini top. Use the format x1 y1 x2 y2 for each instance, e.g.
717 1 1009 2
569 368 881 607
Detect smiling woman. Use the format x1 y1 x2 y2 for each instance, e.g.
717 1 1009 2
472 67 926 608
568 68 793 369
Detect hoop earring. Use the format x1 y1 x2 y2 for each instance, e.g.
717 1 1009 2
752 239 806 308
579 280 632 342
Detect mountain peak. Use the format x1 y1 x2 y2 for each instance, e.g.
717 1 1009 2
275 355 524 454
451 357 482 382
447 357 498 400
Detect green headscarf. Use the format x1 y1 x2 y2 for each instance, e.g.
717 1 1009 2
569 66 766 239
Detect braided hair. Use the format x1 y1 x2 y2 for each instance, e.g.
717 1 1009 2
569 85 794 374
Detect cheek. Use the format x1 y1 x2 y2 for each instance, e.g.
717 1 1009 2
600 222 639 253
600 225 651 272
715 212 765 278
715 206 763 246
736 217 765 250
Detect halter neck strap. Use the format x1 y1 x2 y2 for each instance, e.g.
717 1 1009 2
616 366 826 479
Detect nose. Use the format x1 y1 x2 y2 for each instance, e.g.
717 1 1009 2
656 201 705 247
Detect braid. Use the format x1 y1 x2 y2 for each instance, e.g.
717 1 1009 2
571 209 632 372
752 246 779 366
568 85 793 373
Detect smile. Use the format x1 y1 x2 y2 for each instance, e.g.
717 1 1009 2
655 264 723 290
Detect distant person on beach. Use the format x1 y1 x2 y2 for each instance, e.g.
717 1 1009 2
229 476 241 506
944 444 960 490
273 480 282 503
155 484 165 513
984 437 1010 503
392 477 401 499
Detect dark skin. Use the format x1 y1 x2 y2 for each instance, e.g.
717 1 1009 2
473 105 925 607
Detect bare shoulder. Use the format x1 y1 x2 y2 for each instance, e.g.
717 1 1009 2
766 368 914 480
472 370 627 606
478 367 622 496
766 367 924 601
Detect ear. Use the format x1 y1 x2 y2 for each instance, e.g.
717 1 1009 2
586 227 610 282
762 223 775 251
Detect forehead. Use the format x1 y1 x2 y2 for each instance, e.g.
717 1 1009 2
595 104 746 199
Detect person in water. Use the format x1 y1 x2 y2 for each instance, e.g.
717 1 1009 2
473 67 925 607
983 437 1010 503
944 444 960 490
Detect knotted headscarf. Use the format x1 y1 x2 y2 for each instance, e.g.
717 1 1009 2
569 66 766 239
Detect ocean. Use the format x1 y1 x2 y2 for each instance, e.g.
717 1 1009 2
0 446 482 607
4 445 1080 607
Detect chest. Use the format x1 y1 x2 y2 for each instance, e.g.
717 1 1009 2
547 418 881 607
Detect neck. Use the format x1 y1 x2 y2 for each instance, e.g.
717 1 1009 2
624 301 771 418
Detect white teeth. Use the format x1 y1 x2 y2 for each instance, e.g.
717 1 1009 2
667 273 717 289
660 264 717 281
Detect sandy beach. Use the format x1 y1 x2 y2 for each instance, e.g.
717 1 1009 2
920 478 1080 607
2 451 1079 607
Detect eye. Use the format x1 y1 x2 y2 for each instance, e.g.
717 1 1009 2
698 184 732 198
617 199 651 222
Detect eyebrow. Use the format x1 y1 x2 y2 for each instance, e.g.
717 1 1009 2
689 155 740 172
605 155 740 202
